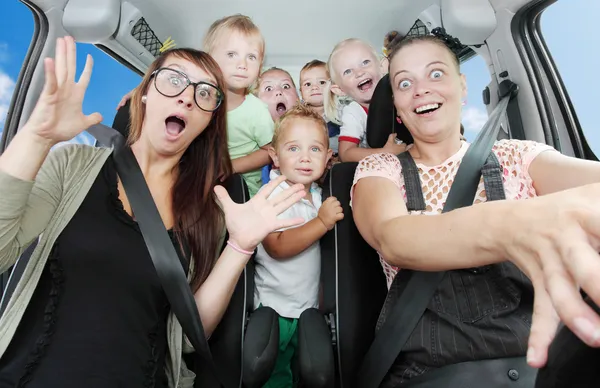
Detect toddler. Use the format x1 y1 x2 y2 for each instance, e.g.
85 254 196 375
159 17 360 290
254 103 343 387
204 14 275 197
324 38 407 162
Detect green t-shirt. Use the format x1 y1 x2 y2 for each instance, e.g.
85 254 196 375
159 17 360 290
227 94 274 197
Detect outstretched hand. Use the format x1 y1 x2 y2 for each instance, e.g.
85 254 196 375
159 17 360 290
214 175 306 252
505 184 600 368
23 36 102 145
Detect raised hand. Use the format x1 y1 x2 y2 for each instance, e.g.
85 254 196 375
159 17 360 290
214 175 306 252
23 36 102 145
317 196 344 230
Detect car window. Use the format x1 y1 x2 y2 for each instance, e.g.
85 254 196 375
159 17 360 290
0 1 34 135
460 55 491 142
542 0 599 154
65 44 142 146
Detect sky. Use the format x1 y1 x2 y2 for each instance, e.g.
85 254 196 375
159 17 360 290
0 0 597 151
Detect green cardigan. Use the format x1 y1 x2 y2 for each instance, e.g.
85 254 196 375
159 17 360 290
0 143 205 388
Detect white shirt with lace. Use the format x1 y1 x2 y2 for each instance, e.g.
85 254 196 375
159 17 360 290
350 139 556 288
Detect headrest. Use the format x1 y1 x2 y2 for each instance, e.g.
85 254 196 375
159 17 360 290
366 74 413 148
112 100 132 139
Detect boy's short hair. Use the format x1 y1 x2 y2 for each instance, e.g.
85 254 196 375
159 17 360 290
272 103 329 149
203 14 265 57
252 67 297 96
300 59 327 75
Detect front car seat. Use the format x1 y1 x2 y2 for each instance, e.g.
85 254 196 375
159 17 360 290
320 162 388 388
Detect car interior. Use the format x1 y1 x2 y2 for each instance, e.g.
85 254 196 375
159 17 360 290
0 0 596 387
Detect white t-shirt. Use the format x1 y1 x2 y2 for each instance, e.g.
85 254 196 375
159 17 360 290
339 101 369 148
254 170 323 318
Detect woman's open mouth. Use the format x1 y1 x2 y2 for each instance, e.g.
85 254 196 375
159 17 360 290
165 115 186 139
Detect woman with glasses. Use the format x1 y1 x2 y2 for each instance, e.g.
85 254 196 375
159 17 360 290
0 37 305 388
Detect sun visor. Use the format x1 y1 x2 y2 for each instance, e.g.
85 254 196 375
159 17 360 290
62 0 121 42
440 0 497 45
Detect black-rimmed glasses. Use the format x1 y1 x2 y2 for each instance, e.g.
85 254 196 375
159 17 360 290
151 68 224 112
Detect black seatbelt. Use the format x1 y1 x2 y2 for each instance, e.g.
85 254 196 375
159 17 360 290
86 124 225 387
357 87 516 388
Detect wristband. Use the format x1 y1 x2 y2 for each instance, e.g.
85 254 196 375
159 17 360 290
227 240 254 255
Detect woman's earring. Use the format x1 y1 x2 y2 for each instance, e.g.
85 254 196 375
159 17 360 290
141 95 147 104
461 99 467 106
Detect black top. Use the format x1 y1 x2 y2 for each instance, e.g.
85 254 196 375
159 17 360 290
0 157 188 388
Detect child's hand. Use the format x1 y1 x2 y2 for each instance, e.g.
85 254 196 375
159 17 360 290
317 197 344 230
383 133 410 155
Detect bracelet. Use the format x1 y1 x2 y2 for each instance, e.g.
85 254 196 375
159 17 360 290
227 240 254 255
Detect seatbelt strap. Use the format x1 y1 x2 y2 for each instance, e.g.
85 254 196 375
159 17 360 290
88 124 225 388
357 91 514 388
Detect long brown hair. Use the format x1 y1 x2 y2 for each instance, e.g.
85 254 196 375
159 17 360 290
129 48 232 291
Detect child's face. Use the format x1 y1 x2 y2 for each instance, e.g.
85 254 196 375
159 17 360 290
209 31 262 93
331 42 384 105
257 70 299 121
300 66 328 108
269 118 332 188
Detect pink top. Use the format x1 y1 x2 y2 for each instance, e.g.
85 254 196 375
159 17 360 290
350 139 555 288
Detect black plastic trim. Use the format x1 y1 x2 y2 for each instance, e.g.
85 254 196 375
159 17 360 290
0 0 48 151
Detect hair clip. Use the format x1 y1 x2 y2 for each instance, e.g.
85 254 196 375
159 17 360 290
382 46 389 57
159 36 177 53
430 27 464 54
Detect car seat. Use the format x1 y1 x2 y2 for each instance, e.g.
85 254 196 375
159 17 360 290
319 162 388 388
365 73 413 148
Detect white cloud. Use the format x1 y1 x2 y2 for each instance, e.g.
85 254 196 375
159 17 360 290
0 69 16 127
462 106 488 133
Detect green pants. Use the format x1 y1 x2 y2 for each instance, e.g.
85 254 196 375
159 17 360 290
262 315 299 388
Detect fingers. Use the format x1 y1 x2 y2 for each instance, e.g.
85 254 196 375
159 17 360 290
273 188 306 215
117 90 133 110
65 36 77 84
256 175 287 200
549 240 600 347
78 54 94 89
54 37 67 87
40 58 57 98
276 216 305 230
84 112 103 129
527 265 560 368
213 185 234 208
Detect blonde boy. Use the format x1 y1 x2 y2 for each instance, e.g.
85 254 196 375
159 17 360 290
254 103 343 387
204 14 275 197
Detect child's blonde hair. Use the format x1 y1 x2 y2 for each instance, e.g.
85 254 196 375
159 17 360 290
323 39 379 125
272 103 329 150
252 67 297 96
203 14 265 58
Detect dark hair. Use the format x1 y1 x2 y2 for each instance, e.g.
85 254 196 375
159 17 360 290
129 48 232 292
388 33 460 70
